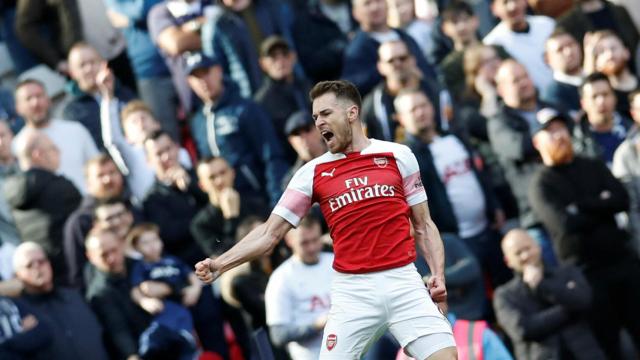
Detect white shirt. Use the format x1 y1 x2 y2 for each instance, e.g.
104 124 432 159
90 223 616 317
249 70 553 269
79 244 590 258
266 252 334 360
14 119 99 193
483 15 555 91
429 135 487 238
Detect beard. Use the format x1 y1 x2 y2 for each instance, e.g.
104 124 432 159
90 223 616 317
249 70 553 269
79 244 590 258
598 59 626 76
547 138 574 165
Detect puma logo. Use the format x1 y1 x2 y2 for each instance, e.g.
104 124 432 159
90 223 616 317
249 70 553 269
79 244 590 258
321 168 336 177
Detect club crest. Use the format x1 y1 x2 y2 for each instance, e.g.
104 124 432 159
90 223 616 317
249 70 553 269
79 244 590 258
373 157 388 168
326 334 337 351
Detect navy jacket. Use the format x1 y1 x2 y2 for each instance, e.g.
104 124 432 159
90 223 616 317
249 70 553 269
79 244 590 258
62 81 135 149
190 82 289 206
342 28 438 96
541 80 581 113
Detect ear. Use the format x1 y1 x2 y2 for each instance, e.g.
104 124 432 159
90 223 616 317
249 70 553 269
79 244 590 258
376 60 385 76
259 57 269 72
347 105 359 123
532 133 542 151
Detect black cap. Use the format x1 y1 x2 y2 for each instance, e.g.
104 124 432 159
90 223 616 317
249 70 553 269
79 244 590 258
260 36 290 57
184 52 219 75
535 107 571 134
285 110 314 136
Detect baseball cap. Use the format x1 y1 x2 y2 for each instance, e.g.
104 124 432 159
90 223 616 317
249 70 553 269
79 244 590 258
535 107 571 134
184 52 219 75
285 110 314 136
260 36 290 57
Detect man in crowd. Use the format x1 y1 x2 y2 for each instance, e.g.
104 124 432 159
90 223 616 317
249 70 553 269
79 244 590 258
13 241 109 359
64 154 128 287
186 52 289 207
529 108 640 357
542 29 584 114
5 130 81 282
265 215 333 359
573 72 632 166
13 79 98 193
191 156 269 257
495 229 606 359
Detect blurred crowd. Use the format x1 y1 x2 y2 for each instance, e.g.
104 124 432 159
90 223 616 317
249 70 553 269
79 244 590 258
0 0 639 359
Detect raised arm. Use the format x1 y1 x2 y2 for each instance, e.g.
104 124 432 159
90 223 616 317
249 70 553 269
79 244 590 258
410 201 447 311
195 214 293 283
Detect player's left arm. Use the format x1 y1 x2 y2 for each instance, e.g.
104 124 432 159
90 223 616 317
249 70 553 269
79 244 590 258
410 201 447 307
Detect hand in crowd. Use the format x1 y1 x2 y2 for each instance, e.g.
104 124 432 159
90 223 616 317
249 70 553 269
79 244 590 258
96 63 115 100
139 280 172 298
583 31 600 74
21 314 38 331
522 264 543 289
313 314 328 331
165 166 191 191
139 297 164 314
181 284 202 307
219 188 241 219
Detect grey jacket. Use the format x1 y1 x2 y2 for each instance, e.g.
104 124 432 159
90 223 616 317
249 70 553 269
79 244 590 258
612 126 640 253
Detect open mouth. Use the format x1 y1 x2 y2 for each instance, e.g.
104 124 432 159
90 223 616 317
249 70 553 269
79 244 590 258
321 130 335 142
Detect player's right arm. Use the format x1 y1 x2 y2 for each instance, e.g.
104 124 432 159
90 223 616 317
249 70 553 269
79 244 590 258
195 214 293 283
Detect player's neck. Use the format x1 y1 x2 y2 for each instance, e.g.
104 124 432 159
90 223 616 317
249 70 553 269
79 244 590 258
347 130 371 153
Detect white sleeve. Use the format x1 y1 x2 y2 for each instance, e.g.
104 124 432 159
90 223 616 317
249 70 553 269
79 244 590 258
395 145 428 206
265 269 294 326
272 163 314 227
100 98 132 176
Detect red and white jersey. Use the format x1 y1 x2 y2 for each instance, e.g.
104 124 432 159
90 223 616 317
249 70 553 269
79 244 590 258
273 139 427 273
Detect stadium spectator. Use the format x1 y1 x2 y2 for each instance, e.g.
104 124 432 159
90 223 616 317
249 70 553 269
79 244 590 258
84 227 153 360
290 0 355 83
186 52 289 206
557 0 639 57
142 130 207 265
494 229 606 360
341 0 437 96
395 88 511 295
0 120 21 247
573 72 632 166
127 223 230 359
361 40 440 142
488 60 556 265
282 110 327 187
541 30 584 114
0 87 24 133
483 0 555 90
612 90 640 254
199 4 262 98
5 130 81 283
265 215 333 359
255 36 311 164
14 0 82 73
0 295 52 359
191 156 269 257
103 0 180 141
386 0 433 59
528 110 640 357
63 42 135 149
583 30 639 117
440 2 508 103
13 79 98 193
148 0 213 113
13 242 109 360
63 154 128 288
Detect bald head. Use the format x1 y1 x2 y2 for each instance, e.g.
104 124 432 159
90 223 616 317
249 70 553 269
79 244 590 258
15 129 60 172
85 227 126 274
13 242 54 294
501 229 542 273
495 60 537 110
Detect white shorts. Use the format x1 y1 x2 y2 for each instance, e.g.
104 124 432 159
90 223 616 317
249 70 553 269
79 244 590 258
319 263 454 359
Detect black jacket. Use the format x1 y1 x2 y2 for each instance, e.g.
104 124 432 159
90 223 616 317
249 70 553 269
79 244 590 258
494 265 606 360
19 287 109 360
86 259 151 359
3 168 81 281
487 102 548 227
190 195 269 256
143 176 207 265
404 132 498 236
529 156 633 268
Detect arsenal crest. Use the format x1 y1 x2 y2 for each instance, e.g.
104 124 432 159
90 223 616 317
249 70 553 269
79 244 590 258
373 157 388 168
326 334 337 351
